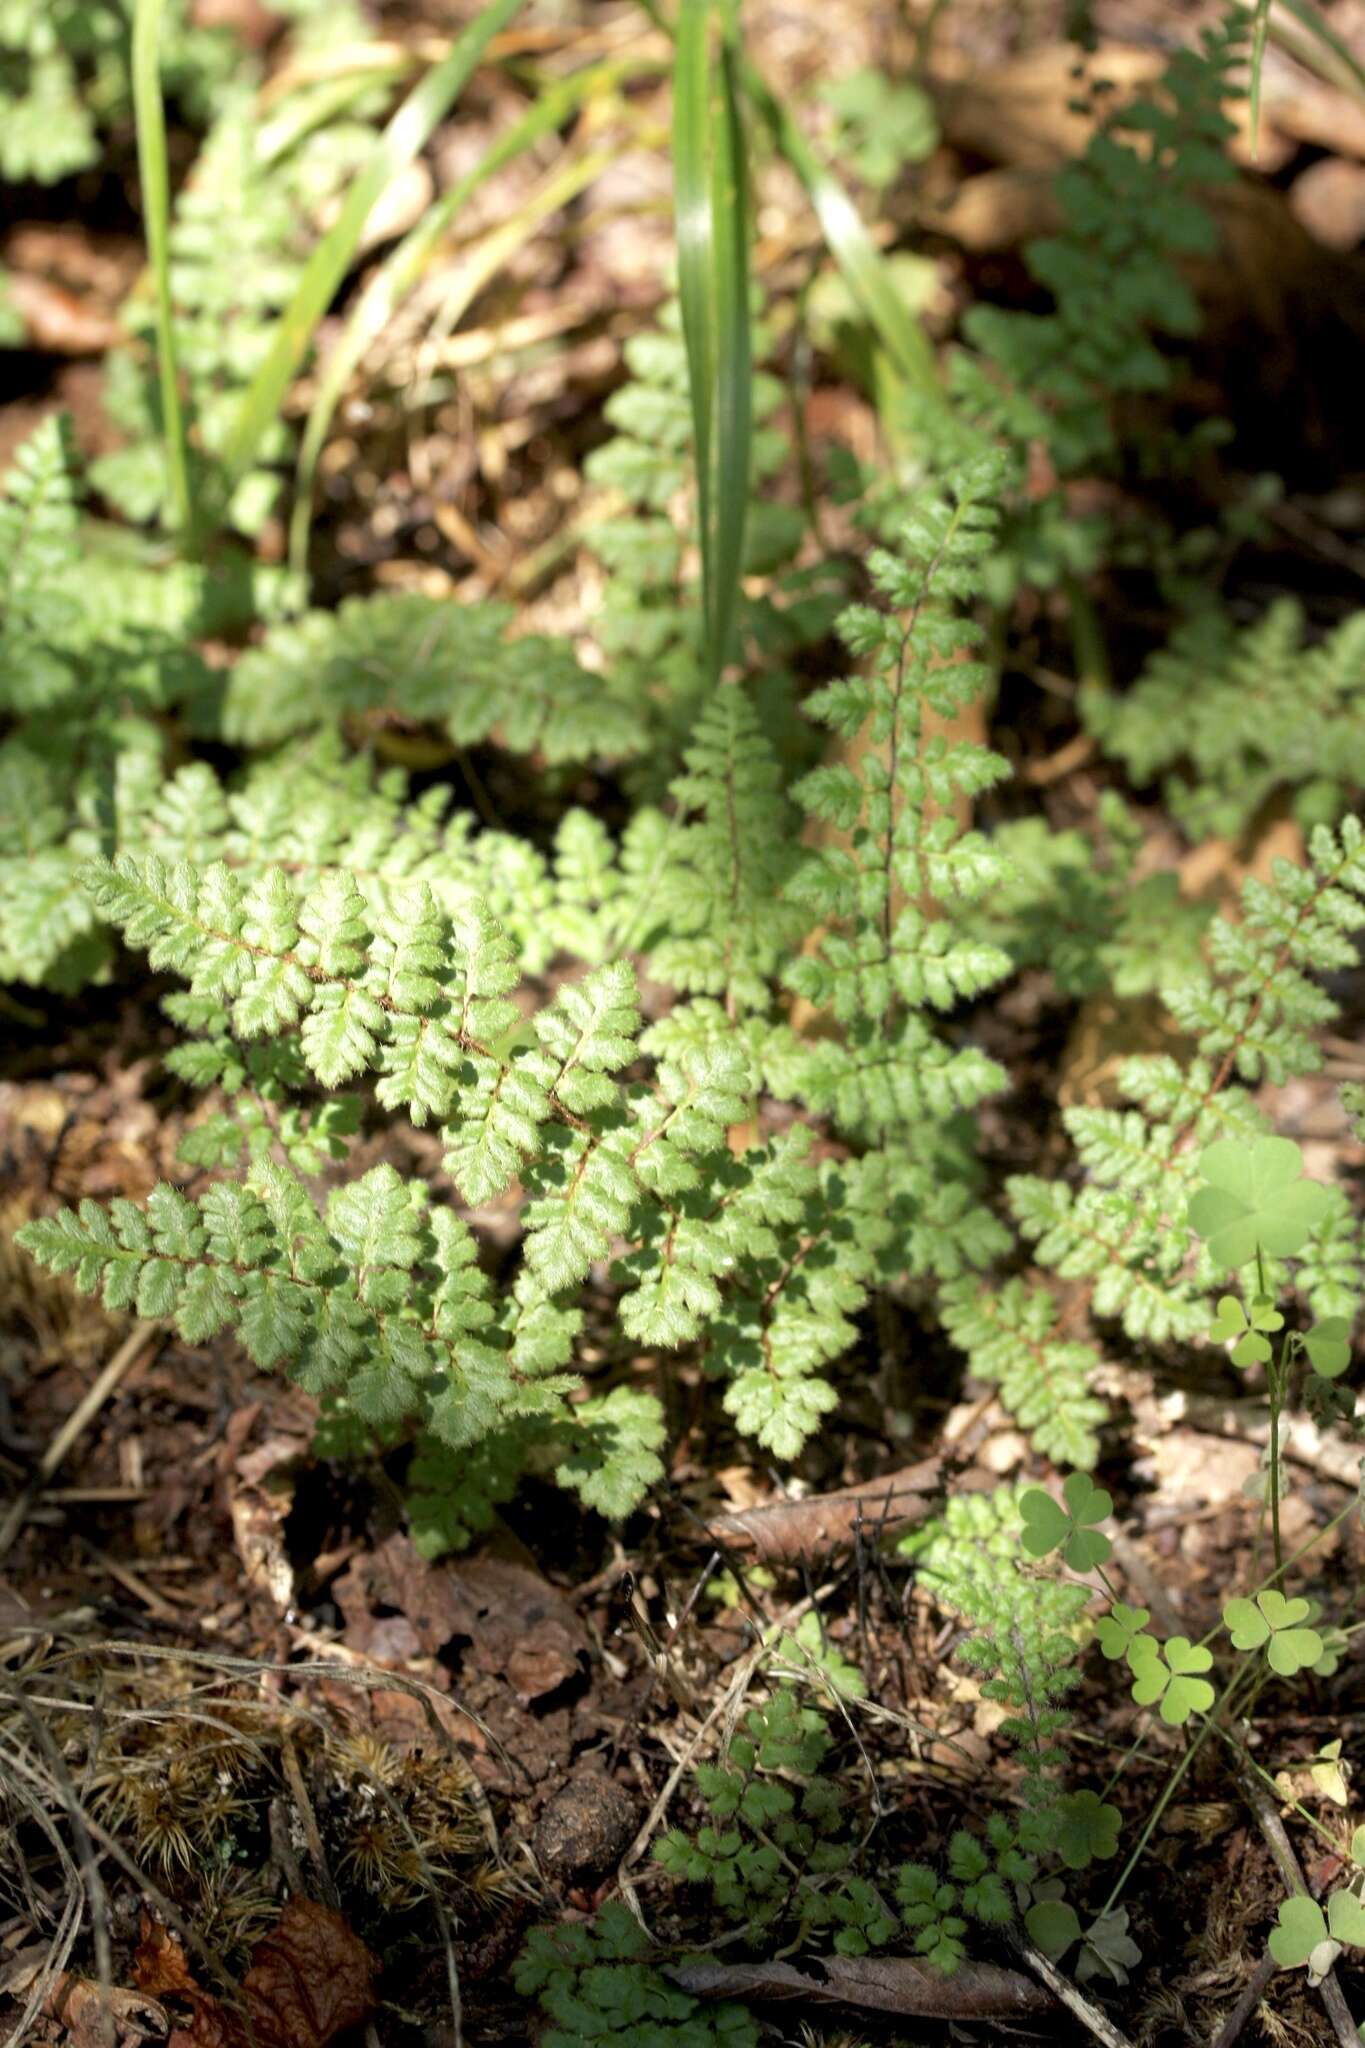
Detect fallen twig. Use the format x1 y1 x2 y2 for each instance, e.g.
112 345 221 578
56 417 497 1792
1011 1931 1138 2048
1235 1754 1360 2048
0 1321 163 1563
701 1457 942 1562
1207 1950 1278 2048
667 1952 1053 2020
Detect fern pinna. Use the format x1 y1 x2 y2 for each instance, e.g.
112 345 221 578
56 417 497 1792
16 460 1016 1539
949 818 1365 1471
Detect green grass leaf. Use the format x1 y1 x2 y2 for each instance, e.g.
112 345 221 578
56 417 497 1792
289 57 636 575
131 0 193 540
742 59 936 394
221 0 521 499
673 0 753 683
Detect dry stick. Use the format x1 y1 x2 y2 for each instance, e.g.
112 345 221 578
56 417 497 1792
1107 1534 1356 2045
0 1322 163 1562
1235 1757 1359 2048
279 1732 340 1911
616 1589 827 1894
1207 1950 1278 2048
1010 1933 1138 2048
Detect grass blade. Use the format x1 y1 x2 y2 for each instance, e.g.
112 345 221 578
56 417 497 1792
220 0 521 494
674 0 752 683
289 59 635 577
131 0 193 541
1248 0 1272 154
744 60 937 394
1268 0 1365 103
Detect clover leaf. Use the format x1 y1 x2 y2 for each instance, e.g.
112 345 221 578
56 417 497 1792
1054 1790 1121 1871
1208 1292 1284 1367
1095 1602 1150 1662
1268 1889 1365 1983
1019 1472 1113 1571
1268 1894 1329 1969
1304 1318 1352 1380
1328 1889 1365 1947
1311 1623 1348 1679
1128 1636 1214 1724
1350 1826 1365 1870
1187 1137 1330 1271
1223 1591 1324 1678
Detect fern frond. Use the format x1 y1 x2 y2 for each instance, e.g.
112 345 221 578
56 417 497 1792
1086 598 1365 841
222 592 647 762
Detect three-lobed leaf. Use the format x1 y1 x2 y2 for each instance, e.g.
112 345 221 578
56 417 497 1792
1188 1136 1330 1271
1019 1471 1113 1571
1222 1590 1324 1678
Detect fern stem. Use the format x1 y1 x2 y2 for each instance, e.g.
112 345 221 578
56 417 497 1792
131 0 194 543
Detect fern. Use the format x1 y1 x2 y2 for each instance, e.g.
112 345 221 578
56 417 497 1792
903 1485 1090 1846
964 13 1245 479
962 795 1211 998
0 418 284 986
642 683 805 1011
0 0 235 184
1084 598 1365 842
1007 820 1365 1396
15 467 1034 1526
861 14 1247 617
221 592 648 763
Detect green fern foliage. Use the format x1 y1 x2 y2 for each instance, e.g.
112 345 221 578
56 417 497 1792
964 13 1245 478
13 464 1044 1522
0 0 235 184
222 592 648 762
1084 598 1365 841
644 683 804 1010
1010 821 1365 1380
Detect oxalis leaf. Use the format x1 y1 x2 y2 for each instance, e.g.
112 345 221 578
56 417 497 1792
1024 1896 1080 1957
1304 1317 1353 1379
1268 1894 1329 1970
1127 1636 1214 1725
1187 1136 1330 1271
1222 1590 1324 1678
1267 1890 1365 1977
1019 1471 1112 1571
1094 1602 1149 1662
1053 1789 1121 1872
1208 1291 1283 1368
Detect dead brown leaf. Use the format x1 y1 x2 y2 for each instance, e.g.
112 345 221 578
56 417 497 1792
40 1971 167 2048
134 1903 376 2048
335 1536 588 1704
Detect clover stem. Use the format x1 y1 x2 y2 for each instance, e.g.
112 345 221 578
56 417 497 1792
1097 1724 1149 1807
1267 1368 1285 1587
1255 1245 1287 1586
1097 1662 1256 1922
1209 1719 1345 1858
